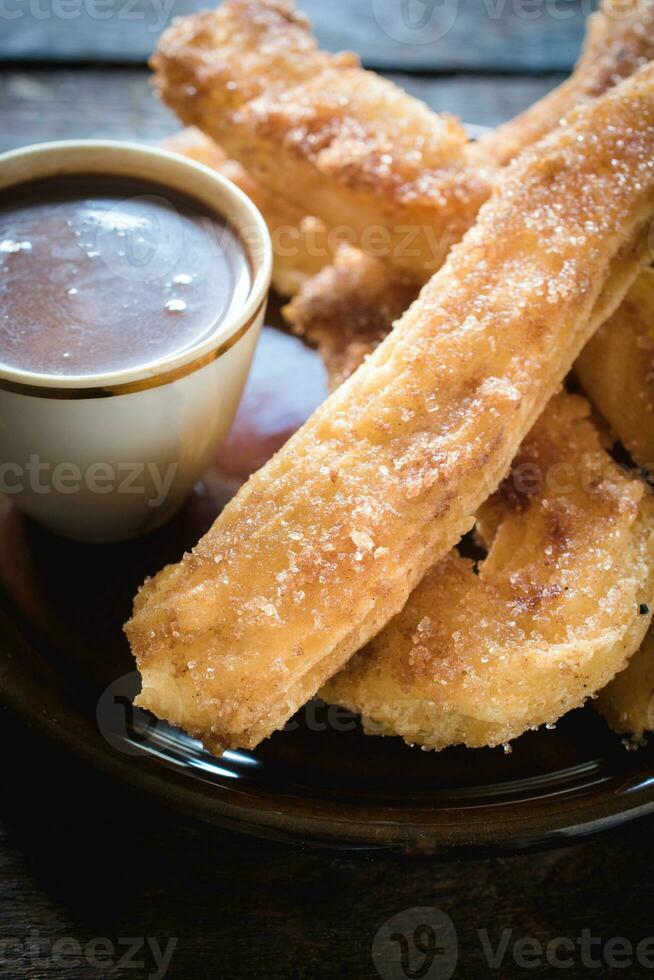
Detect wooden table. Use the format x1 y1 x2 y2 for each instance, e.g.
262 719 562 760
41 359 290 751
3 4 654 978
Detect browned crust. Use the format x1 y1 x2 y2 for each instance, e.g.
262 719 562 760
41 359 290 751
476 0 654 166
324 393 654 749
283 245 417 388
576 268 654 471
126 67 654 754
151 0 490 279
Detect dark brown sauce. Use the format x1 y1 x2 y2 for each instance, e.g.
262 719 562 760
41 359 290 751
0 174 251 377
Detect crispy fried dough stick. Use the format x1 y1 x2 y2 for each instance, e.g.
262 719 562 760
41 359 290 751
161 11 654 747
476 0 654 166
152 0 654 280
157 0 654 297
597 630 654 738
163 127 334 295
572 269 654 738
126 68 654 754
151 0 491 280
577 268 654 472
284 245 416 389
323 394 654 749
289 240 654 748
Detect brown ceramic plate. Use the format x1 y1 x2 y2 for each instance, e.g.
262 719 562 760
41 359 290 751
2 308 654 856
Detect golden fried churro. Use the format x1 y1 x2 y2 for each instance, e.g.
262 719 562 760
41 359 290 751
163 127 334 295
289 256 654 749
476 0 654 167
573 269 654 739
153 0 654 282
288 231 654 749
154 0 654 302
323 394 654 749
283 245 416 389
126 68 654 754
597 629 654 738
576 268 654 472
151 0 491 279
280 0 654 394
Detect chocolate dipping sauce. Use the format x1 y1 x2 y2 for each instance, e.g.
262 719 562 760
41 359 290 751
0 174 251 376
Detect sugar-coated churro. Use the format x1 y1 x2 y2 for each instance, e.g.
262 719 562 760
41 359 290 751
576 268 654 472
573 269 654 739
288 253 654 749
323 394 654 749
597 629 654 739
476 0 654 167
153 0 654 281
126 67 654 754
151 0 491 280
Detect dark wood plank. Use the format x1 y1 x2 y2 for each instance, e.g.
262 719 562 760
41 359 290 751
0 0 593 72
0 67 564 154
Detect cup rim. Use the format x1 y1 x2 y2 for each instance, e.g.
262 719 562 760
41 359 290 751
0 139 272 392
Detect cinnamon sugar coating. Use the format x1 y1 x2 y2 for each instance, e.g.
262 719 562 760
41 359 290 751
151 0 490 279
126 68 654 754
323 394 654 748
477 0 654 166
577 268 654 471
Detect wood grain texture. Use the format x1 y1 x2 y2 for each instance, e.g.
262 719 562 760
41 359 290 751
0 0 592 72
0 67 564 154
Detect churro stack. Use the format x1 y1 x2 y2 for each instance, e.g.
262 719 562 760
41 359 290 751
126 0 654 755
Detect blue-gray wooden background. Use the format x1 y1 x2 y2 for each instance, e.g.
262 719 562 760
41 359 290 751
1 0 595 70
0 0 598 151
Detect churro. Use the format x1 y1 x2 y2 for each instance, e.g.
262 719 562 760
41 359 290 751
574 269 654 738
152 0 491 279
153 0 654 281
597 630 654 739
323 394 654 749
476 0 654 166
126 67 654 753
577 268 654 472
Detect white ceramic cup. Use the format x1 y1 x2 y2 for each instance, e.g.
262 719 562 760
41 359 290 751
0 140 272 542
